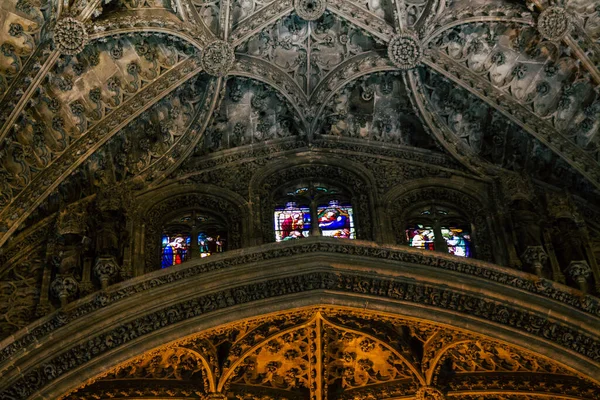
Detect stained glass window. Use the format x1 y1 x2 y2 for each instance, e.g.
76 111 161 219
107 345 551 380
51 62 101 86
161 234 190 268
317 200 355 239
198 232 226 257
274 202 311 241
274 182 356 242
406 225 435 250
161 211 228 268
406 224 471 257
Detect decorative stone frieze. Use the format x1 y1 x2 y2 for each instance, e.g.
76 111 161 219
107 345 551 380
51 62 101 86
200 40 235 77
387 33 422 70
537 7 571 41
54 17 88 55
294 0 327 21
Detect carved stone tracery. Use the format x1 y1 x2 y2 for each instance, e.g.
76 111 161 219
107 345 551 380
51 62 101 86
61 307 599 400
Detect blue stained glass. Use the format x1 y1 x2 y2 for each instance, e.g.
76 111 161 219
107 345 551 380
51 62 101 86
274 202 311 242
161 234 190 268
317 200 355 239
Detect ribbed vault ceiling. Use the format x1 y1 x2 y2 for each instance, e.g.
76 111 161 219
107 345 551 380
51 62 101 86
0 0 599 248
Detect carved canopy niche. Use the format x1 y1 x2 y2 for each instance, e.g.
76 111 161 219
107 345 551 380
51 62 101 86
63 306 599 400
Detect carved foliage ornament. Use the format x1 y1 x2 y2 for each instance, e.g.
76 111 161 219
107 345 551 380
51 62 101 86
387 33 422 70
294 0 327 21
201 40 235 77
416 386 445 400
537 7 571 41
54 17 88 55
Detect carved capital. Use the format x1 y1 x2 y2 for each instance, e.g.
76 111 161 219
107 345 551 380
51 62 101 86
201 40 235 77
54 17 88 55
294 0 327 21
537 7 571 41
388 33 422 70
521 246 548 276
94 256 120 289
416 386 445 400
50 275 79 306
566 260 592 281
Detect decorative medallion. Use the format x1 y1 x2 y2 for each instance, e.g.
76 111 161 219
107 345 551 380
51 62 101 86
416 386 446 400
294 0 327 21
537 7 571 41
387 33 422 70
201 40 235 77
54 17 88 55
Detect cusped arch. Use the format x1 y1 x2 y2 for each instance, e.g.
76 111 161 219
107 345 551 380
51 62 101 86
248 155 379 243
384 179 494 262
2 241 600 399
136 183 249 272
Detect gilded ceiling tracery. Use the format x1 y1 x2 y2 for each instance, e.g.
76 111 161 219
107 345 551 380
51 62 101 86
63 307 600 400
0 0 599 267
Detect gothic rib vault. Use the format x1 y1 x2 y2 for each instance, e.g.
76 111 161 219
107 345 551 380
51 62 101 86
1 0 600 399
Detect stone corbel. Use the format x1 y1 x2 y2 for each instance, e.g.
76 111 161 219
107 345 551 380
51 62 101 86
565 260 592 293
521 246 549 277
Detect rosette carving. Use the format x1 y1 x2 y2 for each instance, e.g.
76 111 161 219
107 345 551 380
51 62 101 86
537 7 571 41
387 33 422 70
201 40 235 77
294 0 327 21
54 17 88 55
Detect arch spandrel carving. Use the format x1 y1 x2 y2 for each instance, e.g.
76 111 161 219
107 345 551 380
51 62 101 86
60 307 600 400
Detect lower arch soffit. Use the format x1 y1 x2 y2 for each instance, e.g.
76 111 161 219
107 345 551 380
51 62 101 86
62 306 599 400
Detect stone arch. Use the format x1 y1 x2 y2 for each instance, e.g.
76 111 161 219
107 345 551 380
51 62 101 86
1 247 599 399
135 183 249 273
248 155 379 243
384 179 494 262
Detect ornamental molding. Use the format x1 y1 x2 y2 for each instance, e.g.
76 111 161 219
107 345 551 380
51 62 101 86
423 49 600 190
294 0 327 21
388 33 422 70
53 17 89 55
1 260 599 398
1 239 599 378
0 58 203 249
537 7 571 41
200 40 235 77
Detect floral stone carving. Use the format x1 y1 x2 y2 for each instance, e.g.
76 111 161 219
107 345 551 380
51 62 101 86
416 386 445 400
54 17 88 55
387 33 422 70
537 7 571 41
201 40 235 77
294 0 327 21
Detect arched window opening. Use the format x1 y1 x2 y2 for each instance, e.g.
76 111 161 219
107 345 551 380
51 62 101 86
161 211 227 268
274 184 355 242
405 206 472 257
